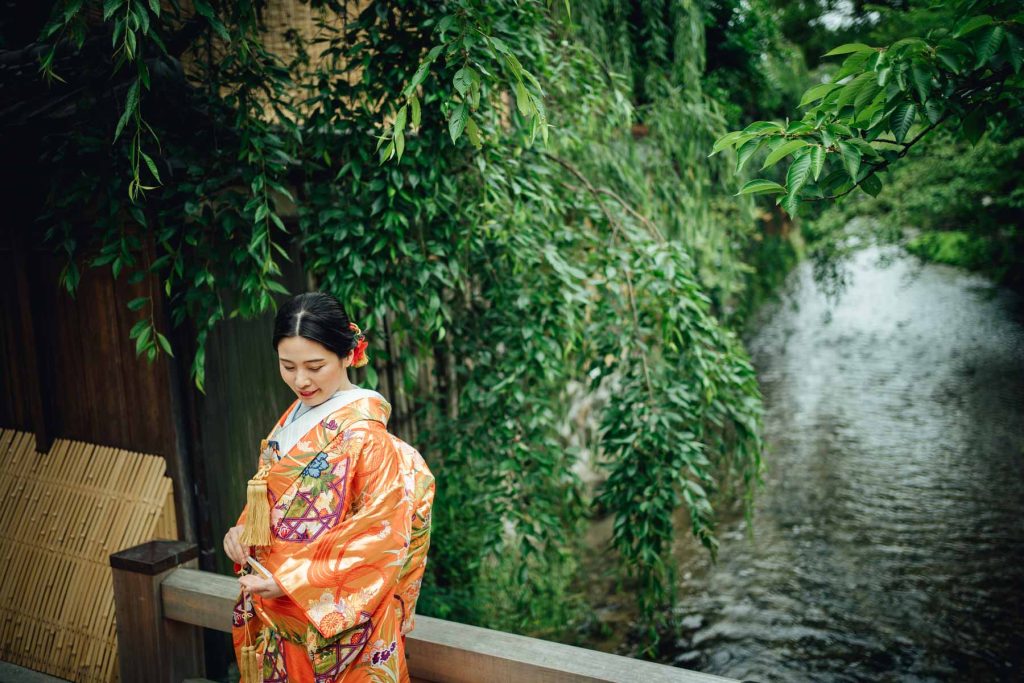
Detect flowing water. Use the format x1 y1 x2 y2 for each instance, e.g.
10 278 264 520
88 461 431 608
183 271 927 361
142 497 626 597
664 249 1024 681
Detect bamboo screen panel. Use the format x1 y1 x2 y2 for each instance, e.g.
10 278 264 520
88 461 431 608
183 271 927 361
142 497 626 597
0 429 177 682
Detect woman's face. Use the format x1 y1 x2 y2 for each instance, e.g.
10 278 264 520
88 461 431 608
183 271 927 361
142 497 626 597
277 336 352 406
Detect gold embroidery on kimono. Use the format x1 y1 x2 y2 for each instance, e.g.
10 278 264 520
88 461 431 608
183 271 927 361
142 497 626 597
232 394 435 683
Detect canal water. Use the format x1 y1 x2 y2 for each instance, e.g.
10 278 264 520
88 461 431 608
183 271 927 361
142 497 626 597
664 248 1024 681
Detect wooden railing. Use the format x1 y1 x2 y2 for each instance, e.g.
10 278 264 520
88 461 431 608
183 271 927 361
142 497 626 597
110 541 735 683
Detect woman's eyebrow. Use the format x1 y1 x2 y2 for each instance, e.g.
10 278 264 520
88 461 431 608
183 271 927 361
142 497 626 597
279 358 326 364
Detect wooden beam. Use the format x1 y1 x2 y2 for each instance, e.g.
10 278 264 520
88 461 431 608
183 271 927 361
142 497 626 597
158 567 735 683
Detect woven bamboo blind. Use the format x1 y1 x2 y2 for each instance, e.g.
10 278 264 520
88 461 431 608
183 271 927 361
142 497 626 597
0 429 177 682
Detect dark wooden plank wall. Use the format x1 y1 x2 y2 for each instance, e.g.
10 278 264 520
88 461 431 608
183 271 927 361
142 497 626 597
0 242 177 454
0 242 33 432
193 245 308 574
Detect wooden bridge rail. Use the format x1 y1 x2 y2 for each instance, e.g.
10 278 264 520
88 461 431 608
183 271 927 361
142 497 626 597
110 541 735 683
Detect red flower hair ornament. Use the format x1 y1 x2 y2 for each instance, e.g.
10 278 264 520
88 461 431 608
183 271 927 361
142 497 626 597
349 322 369 368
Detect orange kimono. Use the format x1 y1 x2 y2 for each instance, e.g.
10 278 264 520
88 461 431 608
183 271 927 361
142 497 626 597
232 391 435 682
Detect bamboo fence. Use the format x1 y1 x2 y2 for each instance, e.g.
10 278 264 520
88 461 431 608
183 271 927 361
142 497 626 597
0 429 177 682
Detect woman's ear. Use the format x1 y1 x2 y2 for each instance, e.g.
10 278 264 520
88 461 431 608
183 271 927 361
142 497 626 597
343 349 355 368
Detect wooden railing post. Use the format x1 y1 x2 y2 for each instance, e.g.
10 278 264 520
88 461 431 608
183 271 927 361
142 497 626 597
110 541 205 683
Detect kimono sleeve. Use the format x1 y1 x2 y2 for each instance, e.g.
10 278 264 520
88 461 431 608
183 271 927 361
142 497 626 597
271 424 413 639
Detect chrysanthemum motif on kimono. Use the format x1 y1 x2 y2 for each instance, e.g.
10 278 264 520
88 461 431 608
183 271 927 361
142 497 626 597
307 587 376 638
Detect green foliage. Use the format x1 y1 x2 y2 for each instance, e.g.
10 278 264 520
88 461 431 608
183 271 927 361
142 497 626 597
702 0 809 128
713 0 1024 218
31 0 767 652
803 126 1024 290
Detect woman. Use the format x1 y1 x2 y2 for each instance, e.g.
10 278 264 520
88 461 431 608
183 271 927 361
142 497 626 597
223 292 435 683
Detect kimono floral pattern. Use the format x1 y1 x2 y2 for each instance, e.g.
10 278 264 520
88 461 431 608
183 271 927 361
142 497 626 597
231 395 435 683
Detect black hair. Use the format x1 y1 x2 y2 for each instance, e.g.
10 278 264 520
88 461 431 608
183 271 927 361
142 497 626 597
272 292 357 359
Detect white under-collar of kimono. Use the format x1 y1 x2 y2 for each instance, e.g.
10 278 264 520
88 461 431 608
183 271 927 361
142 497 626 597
272 387 384 456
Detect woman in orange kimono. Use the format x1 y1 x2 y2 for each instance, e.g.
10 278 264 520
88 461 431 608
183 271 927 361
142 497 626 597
223 292 435 683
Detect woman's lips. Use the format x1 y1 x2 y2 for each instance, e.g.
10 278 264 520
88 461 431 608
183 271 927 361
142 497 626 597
299 389 318 398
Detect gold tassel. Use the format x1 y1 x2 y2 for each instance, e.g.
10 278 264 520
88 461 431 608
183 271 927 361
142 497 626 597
240 440 273 548
240 644 261 682
239 644 251 681
240 476 271 547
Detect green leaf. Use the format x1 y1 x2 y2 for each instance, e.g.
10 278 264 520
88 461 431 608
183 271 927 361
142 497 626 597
936 45 964 73
129 319 148 339
134 324 152 355
709 130 744 156
860 173 882 197
924 99 944 124
1005 31 1023 73
837 141 861 180
436 15 456 35
514 80 532 117
889 102 916 143
140 151 161 183
854 79 881 111
148 0 160 15
405 61 432 96
909 62 933 102
448 103 468 143
799 82 841 107
833 50 872 81
821 128 834 149
126 79 140 116
823 43 875 57
395 130 405 159
394 104 407 132
103 0 123 21
490 36 510 54
735 138 763 173
780 190 801 216
136 6 150 35
761 139 810 169
785 151 813 194
974 25 1005 68
156 332 173 357
265 279 289 295
127 296 148 311
836 71 875 110
953 14 993 38
741 120 784 135
409 94 421 129
810 145 826 181
453 67 478 97
465 116 482 150
847 137 882 159
735 179 787 196
63 0 84 21
113 106 131 142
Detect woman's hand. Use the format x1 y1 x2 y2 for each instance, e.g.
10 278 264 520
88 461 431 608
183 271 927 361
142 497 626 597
239 574 284 599
223 524 247 565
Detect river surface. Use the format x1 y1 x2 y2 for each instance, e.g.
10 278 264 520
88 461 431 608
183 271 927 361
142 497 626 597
662 249 1024 681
